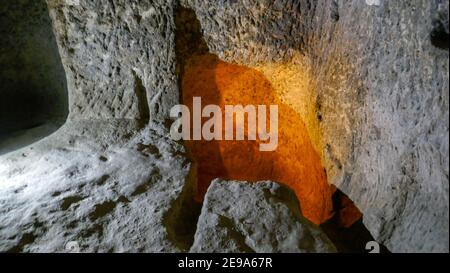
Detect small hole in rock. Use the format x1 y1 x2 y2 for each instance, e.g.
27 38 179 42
430 20 449 50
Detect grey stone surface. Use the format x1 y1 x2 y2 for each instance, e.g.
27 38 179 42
0 0 447 253
183 0 449 253
0 121 197 252
180 0 312 65
190 179 336 253
46 0 179 122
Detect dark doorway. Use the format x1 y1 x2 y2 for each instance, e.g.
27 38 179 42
0 0 68 155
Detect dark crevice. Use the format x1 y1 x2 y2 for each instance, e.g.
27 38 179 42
430 19 449 50
330 0 340 22
163 168 202 252
321 189 390 253
217 214 256 253
132 70 150 124
157 5 210 252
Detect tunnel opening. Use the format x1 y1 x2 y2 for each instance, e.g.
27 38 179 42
175 6 380 252
0 0 68 155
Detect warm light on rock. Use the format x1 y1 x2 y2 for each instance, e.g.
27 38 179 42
0 0 447 254
182 53 334 224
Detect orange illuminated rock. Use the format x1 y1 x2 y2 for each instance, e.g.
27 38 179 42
181 54 335 224
330 185 364 228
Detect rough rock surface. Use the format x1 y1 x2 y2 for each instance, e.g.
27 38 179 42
0 0 447 253
182 0 449 252
46 0 179 122
0 121 197 252
190 179 336 253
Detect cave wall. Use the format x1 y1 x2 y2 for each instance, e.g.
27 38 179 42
182 0 449 252
13 0 446 252
315 0 449 253
46 0 179 123
0 0 68 137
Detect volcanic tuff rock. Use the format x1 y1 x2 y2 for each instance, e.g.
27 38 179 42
0 121 197 252
182 0 449 252
0 122 334 253
46 0 179 122
0 0 447 252
190 179 337 253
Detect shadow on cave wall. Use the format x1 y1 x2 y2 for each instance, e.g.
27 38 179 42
175 5 388 253
0 0 68 155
